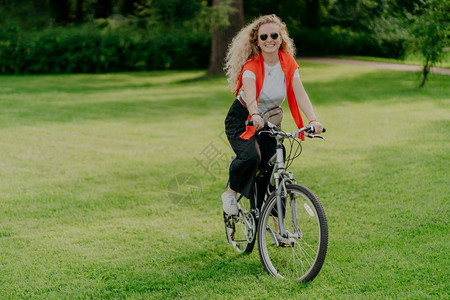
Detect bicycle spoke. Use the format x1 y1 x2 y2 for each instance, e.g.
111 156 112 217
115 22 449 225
258 185 328 282
295 241 314 268
298 237 319 257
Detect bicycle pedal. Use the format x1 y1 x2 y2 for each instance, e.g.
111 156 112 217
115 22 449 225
279 242 294 248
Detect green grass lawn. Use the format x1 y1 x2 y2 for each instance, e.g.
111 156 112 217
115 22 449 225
0 63 448 299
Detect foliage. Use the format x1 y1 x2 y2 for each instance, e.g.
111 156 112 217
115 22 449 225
243 0 412 59
0 0 227 74
366 14 409 59
0 65 448 297
0 24 211 74
0 0 448 74
150 0 202 28
322 0 388 31
289 25 406 58
0 0 52 29
200 0 237 30
406 0 450 86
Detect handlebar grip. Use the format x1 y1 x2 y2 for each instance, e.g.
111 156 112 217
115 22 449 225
245 120 274 130
310 125 326 133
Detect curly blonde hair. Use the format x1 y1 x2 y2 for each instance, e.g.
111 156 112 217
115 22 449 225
224 14 296 92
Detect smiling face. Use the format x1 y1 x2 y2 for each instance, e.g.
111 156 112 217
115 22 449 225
257 23 282 55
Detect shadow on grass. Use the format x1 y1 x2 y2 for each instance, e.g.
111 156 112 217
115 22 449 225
0 70 208 94
1 68 448 127
173 74 226 85
118 245 310 298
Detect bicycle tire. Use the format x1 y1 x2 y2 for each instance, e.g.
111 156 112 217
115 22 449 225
224 193 257 254
257 184 328 282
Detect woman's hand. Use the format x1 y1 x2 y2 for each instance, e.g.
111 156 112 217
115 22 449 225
309 121 323 134
252 114 265 131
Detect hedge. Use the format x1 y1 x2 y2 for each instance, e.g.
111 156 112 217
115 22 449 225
0 24 407 74
0 25 211 74
291 26 407 58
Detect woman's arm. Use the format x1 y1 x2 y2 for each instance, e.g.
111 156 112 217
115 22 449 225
292 76 323 133
242 77 264 130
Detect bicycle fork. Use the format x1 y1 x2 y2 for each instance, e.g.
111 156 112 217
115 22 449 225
270 141 300 240
273 144 290 238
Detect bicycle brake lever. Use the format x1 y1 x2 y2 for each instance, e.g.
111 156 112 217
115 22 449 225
306 134 326 140
258 130 276 137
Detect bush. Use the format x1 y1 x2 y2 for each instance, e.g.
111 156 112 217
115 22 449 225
0 25 211 74
0 22 408 74
291 26 407 58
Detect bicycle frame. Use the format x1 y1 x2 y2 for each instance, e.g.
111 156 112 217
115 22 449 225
260 124 325 239
225 121 328 281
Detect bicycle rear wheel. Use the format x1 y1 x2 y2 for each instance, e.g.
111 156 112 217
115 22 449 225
257 184 328 282
224 193 256 254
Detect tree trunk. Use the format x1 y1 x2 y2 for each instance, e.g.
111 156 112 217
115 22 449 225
207 0 244 76
420 55 431 88
304 0 320 28
75 0 84 24
94 0 113 18
48 0 71 25
117 0 136 15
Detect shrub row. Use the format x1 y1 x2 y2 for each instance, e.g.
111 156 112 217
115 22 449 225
291 26 407 58
0 25 407 74
0 25 211 74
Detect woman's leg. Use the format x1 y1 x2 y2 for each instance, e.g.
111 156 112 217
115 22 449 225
224 99 261 201
228 136 261 199
255 134 277 210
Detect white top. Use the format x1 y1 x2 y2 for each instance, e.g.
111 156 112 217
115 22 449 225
239 62 300 114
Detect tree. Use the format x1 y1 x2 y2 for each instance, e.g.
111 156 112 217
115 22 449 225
48 0 71 25
94 0 113 18
407 0 449 87
75 0 84 24
304 0 320 28
151 0 203 29
117 0 138 15
207 0 244 75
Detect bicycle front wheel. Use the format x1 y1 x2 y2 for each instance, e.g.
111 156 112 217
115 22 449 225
257 184 328 282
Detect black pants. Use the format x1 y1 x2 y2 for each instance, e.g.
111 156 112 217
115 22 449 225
224 99 276 209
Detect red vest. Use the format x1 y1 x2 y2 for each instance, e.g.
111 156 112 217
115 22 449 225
234 50 304 140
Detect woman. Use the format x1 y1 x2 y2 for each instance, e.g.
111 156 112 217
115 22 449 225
222 14 323 215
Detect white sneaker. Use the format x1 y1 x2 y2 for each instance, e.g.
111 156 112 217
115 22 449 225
222 191 238 216
276 232 296 247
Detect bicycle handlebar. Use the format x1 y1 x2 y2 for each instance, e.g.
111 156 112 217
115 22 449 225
245 120 326 138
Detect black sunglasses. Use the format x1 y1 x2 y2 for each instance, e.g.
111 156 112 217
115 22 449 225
259 32 279 41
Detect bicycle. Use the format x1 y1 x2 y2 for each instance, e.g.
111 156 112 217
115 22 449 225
223 121 328 282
